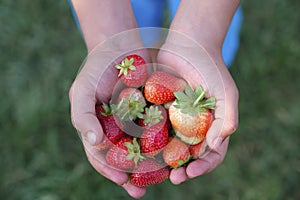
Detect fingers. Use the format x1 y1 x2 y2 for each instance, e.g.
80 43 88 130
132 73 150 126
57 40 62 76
85 146 129 184
169 138 229 184
122 182 147 199
69 76 104 145
169 167 188 185
186 137 229 178
69 47 124 145
85 146 147 199
205 77 238 149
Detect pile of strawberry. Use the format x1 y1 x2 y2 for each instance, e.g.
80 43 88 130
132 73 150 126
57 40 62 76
93 54 216 187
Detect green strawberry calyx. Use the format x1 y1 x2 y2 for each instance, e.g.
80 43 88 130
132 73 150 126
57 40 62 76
142 106 163 126
100 103 112 116
173 85 216 116
111 94 146 121
115 57 136 77
125 138 145 165
176 155 191 169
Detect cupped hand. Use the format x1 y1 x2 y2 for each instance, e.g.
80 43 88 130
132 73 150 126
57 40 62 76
69 29 150 199
157 31 239 184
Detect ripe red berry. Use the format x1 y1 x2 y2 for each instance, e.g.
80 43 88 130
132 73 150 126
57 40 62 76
115 54 147 87
130 159 170 187
144 71 186 104
94 104 124 151
139 106 170 156
106 137 143 170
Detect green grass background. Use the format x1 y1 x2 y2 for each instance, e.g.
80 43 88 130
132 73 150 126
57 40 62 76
1 1 300 199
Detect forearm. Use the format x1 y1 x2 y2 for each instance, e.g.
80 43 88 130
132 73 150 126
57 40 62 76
71 0 137 52
170 0 240 54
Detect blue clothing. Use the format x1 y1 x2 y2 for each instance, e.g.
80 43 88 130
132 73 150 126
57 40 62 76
69 0 243 66
222 6 243 66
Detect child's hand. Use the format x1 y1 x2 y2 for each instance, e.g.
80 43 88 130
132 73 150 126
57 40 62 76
157 31 239 184
69 32 150 198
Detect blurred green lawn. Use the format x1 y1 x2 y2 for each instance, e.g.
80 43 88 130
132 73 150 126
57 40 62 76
1 1 300 200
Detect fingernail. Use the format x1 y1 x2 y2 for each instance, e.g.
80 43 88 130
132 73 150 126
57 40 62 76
87 132 97 146
212 137 223 149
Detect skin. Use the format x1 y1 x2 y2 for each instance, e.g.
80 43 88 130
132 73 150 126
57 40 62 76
69 0 239 198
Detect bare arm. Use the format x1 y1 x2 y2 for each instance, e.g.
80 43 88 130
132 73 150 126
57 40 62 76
71 0 138 52
170 0 240 57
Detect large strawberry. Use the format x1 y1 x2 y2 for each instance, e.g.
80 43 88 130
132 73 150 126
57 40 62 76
144 71 187 104
130 158 170 187
169 85 215 145
115 54 147 87
94 103 124 151
139 106 170 156
106 137 144 170
162 137 191 168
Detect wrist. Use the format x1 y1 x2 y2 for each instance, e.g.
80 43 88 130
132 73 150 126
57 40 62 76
169 0 240 56
71 0 137 52
83 24 138 53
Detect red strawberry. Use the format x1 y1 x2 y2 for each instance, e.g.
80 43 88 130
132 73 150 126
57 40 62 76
139 106 170 156
162 137 191 168
169 85 215 145
94 103 124 151
106 137 144 170
115 54 147 87
130 158 170 187
144 71 187 104
140 125 169 157
189 141 207 159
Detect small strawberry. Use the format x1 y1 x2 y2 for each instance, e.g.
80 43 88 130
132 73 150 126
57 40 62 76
130 158 170 187
169 85 215 145
117 88 146 105
162 137 191 168
139 105 169 128
111 88 146 122
115 54 147 87
189 141 207 159
111 87 146 137
139 106 170 156
144 71 187 104
94 103 124 151
106 137 144 170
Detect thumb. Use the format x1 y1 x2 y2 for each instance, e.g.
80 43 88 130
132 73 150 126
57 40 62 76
206 93 238 150
69 77 104 146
